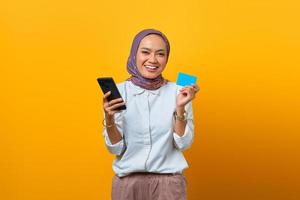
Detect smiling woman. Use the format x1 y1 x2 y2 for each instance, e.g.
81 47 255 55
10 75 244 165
135 34 168 79
126 29 171 90
100 29 200 200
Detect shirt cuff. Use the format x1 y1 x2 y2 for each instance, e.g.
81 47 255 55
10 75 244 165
173 121 194 151
104 130 125 155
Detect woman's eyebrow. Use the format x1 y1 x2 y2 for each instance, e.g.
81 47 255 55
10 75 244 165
141 47 166 52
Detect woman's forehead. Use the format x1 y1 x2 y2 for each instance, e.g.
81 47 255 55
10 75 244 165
138 34 167 50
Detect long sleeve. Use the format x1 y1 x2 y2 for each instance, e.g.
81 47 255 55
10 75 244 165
173 102 195 151
103 112 126 155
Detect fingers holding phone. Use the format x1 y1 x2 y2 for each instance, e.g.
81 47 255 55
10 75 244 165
103 91 126 116
97 77 126 117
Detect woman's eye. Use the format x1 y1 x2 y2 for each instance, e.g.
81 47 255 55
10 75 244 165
158 53 165 56
142 51 149 54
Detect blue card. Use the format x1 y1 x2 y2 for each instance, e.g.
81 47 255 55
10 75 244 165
176 72 197 86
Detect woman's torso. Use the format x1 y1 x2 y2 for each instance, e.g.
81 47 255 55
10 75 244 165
112 81 190 177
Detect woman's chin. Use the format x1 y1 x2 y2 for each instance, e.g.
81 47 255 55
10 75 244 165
143 73 160 79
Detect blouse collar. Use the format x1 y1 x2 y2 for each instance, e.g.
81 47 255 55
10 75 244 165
127 81 160 96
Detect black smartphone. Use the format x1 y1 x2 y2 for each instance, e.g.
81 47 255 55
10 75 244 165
97 77 126 110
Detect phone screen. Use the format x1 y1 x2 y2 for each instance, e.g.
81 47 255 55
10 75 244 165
97 77 126 110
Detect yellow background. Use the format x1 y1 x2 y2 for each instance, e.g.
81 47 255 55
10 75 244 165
1 0 300 199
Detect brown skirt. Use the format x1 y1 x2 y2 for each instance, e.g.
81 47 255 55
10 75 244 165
112 173 187 200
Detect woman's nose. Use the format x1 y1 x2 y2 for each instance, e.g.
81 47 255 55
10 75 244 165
148 53 158 63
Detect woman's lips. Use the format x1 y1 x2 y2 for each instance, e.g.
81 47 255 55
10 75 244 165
144 65 159 72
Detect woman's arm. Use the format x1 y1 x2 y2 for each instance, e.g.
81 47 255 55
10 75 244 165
102 91 126 154
104 113 123 145
174 106 187 137
173 102 194 150
173 84 199 139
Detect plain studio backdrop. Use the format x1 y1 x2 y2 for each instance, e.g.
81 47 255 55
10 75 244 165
1 0 300 199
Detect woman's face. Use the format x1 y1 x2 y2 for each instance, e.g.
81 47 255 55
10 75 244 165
136 34 168 79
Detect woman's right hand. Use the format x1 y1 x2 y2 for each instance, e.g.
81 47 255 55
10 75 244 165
103 91 126 117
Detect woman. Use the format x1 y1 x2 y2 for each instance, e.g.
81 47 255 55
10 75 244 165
102 29 199 200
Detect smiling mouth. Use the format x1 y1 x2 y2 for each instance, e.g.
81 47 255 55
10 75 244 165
144 65 159 71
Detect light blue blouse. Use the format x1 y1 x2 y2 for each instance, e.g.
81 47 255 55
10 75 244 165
103 81 195 177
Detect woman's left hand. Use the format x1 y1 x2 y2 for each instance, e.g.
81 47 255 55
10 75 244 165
176 84 200 107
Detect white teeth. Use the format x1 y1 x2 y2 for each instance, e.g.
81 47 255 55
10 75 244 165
145 65 158 69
